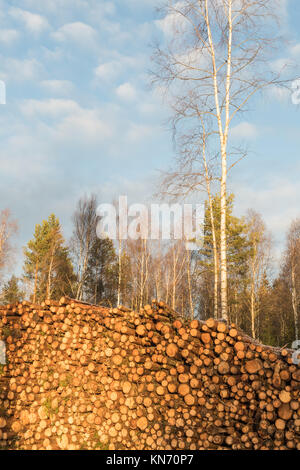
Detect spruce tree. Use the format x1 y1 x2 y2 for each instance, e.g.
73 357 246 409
1 275 24 304
23 214 76 302
199 194 251 321
85 236 118 306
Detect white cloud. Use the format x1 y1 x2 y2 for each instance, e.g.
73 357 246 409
269 41 300 81
52 22 97 46
56 110 112 142
137 101 157 115
0 133 49 178
290 43 300 58
9 7 49 34
116 82 137 101
19 98 113 142
40 80 74 95
95 61 121 81
18 0 87 12
155 1 188 37
19 0 115 17
0 29 19 45
270 57 294 74
0 57 42 82
234 175 300 254
231 122 259 139
126 0 159 5
20 99 80 118
127 123 155 143
266 85 291 104
94 55 142 83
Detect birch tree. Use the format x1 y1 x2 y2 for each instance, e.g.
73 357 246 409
71 195 98 301
152 0 287 319
245 210 272 339
0 209 18 279
160 126 220 317
283 219 300 342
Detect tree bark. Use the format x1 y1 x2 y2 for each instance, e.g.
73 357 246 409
33 261 38 304
291 261 299 342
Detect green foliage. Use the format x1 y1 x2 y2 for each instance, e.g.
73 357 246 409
43 398 59 418
1 275 24 304
263 278 296 347
201 194 250 272
59 374 72 388
91 431 109 450
2 326 12 339
85 236 119 306
23 214 76 301
198 194 251 319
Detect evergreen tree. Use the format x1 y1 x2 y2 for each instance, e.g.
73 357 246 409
198 194 251 321
84 236 118 306
23 214 76 302
1 275 24 304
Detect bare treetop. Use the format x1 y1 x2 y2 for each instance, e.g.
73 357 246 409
152 0 291 320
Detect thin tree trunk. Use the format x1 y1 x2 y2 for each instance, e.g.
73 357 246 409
46 247 55 300
172 245 178 310
33 261 38 304
186 246 194 319
205 0 232 320
165 269 170 305
250 242 257 339
117 239 122 306
201 127 219 319
139 241 144 310
250 279 255 339
76 243 83 300
291 262 299 342
220 165 228 320
80 244 89 301
156 239 162 300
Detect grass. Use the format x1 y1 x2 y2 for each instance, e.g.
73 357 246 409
79 433 110 450
1 327 11 339
59 374 72 388
43 398 59 418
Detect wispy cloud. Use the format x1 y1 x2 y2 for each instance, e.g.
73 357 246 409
40 79 74 96
231 122 259 140
51 22 98 47
0 29 20 45
94 54 144 83
20 98 80 118
0 57 42 82
155 1 188 37
9 7 50 35
116 82 137 101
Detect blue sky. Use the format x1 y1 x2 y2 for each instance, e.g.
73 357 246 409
0 0 300 277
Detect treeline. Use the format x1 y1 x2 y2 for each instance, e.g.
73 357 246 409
0 194 299 348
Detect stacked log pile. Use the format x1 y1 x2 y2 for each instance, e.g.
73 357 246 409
0 298 299 450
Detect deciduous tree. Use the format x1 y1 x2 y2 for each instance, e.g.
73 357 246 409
152 0 288 319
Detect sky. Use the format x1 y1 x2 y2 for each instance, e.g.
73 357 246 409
0 0 300 277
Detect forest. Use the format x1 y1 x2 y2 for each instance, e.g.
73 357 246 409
0 190 299 349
